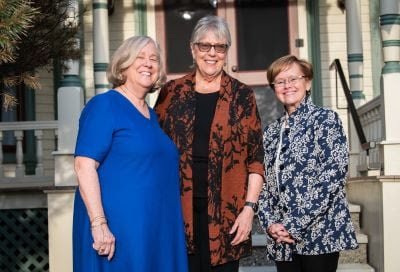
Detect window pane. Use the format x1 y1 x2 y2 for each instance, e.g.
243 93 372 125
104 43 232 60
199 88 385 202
1 87 17 145
235 0 289 71
164 0 216 74
253 85 284 127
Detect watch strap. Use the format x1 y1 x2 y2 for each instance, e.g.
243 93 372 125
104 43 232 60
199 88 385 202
244 201 258 213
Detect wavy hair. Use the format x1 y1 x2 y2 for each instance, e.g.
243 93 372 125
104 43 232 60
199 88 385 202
107 36 166 92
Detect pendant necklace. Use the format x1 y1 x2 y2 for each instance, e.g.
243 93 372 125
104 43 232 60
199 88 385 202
120 85 150 119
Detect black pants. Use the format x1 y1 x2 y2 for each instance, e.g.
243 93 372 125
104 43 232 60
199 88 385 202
275 252 339 272
188 198 239 272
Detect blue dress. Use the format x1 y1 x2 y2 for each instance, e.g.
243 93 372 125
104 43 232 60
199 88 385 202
73 90 188 272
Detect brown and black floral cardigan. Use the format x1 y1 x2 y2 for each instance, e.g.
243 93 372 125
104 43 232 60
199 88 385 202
154 71 264 266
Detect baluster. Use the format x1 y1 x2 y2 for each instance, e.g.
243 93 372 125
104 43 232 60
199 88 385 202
35 130 44 176
54 128 58 151
14 130 25 177
0 131 3 177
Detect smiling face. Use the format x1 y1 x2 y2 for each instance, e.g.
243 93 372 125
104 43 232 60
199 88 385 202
273 63 312 114
123 42 159 94
191 31 227 81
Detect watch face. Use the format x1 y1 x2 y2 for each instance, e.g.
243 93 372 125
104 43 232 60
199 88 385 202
245 201 258 212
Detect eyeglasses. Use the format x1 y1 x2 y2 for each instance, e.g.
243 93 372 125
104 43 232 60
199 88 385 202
194 43 228 53
135 55 159 64
272 75 306 89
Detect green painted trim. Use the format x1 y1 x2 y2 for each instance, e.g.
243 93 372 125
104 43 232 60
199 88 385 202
383 40 400 47
52 58 61 120
351 90 366 99
134 0 147 35
349 74 363 78
93 63 108 72
348 54 364 62
24 86 36 175
95 84 110 89
380 14 400 25
93 3 108 9
306 0 322 106
60 75 82 87
370 0 382 97
382 61 400 74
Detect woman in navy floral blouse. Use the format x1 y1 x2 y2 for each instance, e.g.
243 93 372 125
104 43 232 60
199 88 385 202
258 55 358 272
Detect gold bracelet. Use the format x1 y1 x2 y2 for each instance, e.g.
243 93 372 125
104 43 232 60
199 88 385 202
91 220 107 229
91 215 106 224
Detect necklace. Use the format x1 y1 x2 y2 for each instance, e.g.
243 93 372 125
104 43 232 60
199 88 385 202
119 85 150 119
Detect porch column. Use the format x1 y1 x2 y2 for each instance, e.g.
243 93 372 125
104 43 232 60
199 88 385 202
47 1 84 271
379 1 400 272
380 0 400 176
93 0 110 94
346 0 366 106
345 0 366 177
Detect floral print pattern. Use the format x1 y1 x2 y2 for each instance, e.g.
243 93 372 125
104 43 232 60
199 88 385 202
258 94 358 261
155 71 264 266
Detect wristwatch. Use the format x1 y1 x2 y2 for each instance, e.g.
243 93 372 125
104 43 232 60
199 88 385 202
244 201 258 213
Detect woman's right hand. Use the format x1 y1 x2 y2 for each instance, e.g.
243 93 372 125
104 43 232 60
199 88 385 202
267 223 295 244
91 223 116 260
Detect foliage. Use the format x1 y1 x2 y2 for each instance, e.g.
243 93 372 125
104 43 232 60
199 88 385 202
0 0 80 110
337 0 345 13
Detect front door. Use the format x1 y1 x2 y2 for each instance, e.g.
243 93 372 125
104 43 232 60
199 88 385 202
156 0 299 125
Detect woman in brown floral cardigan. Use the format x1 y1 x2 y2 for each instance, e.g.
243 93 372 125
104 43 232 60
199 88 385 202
154 16 264 272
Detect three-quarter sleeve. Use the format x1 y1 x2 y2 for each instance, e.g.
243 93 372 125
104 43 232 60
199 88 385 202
74 95 114 163
244 90 265 178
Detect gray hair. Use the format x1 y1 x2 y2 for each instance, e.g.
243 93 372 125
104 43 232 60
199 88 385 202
107 35 166 92
190 15 231 47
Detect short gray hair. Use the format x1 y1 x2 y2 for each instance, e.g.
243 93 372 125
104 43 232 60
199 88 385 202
190 15 231 47
107 35 166 92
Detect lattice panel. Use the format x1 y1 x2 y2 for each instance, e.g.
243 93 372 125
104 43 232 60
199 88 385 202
0 209 49 272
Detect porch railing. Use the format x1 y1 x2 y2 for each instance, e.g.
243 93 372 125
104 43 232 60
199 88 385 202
357 97 382 173
0 121 58 188
330 59 382 176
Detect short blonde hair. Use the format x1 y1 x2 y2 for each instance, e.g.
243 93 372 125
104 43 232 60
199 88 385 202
107 36 166 92
267 55 313 88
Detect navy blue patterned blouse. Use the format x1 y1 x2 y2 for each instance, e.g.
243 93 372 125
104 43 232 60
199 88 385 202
258 94 358 261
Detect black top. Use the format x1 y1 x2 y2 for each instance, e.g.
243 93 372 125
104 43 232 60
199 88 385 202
192 91 219 198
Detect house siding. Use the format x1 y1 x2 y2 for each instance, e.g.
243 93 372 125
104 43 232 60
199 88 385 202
319 0 374 136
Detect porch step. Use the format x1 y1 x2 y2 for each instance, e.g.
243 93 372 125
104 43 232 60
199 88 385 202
248 227 368 265
243 202 370 266
349 203 361 232
251 233 368 247
239 263 375 272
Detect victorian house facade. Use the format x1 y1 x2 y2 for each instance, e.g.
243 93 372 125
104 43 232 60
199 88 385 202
0 0 399 271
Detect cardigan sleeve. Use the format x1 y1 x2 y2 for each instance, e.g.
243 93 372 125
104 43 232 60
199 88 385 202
153 83 171 126
258 182 279 233
281 110 349 241
244 89 265 178
258 126 279 234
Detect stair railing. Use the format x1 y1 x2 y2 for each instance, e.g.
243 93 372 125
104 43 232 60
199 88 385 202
329 59 378 168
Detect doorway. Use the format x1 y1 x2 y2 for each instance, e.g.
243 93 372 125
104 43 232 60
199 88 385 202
156 0 299 126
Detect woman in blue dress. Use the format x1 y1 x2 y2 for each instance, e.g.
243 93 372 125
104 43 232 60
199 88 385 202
73 36 188 272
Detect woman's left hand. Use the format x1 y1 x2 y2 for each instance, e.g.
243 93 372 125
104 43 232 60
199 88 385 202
230 206 254 246
92 223 116 260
